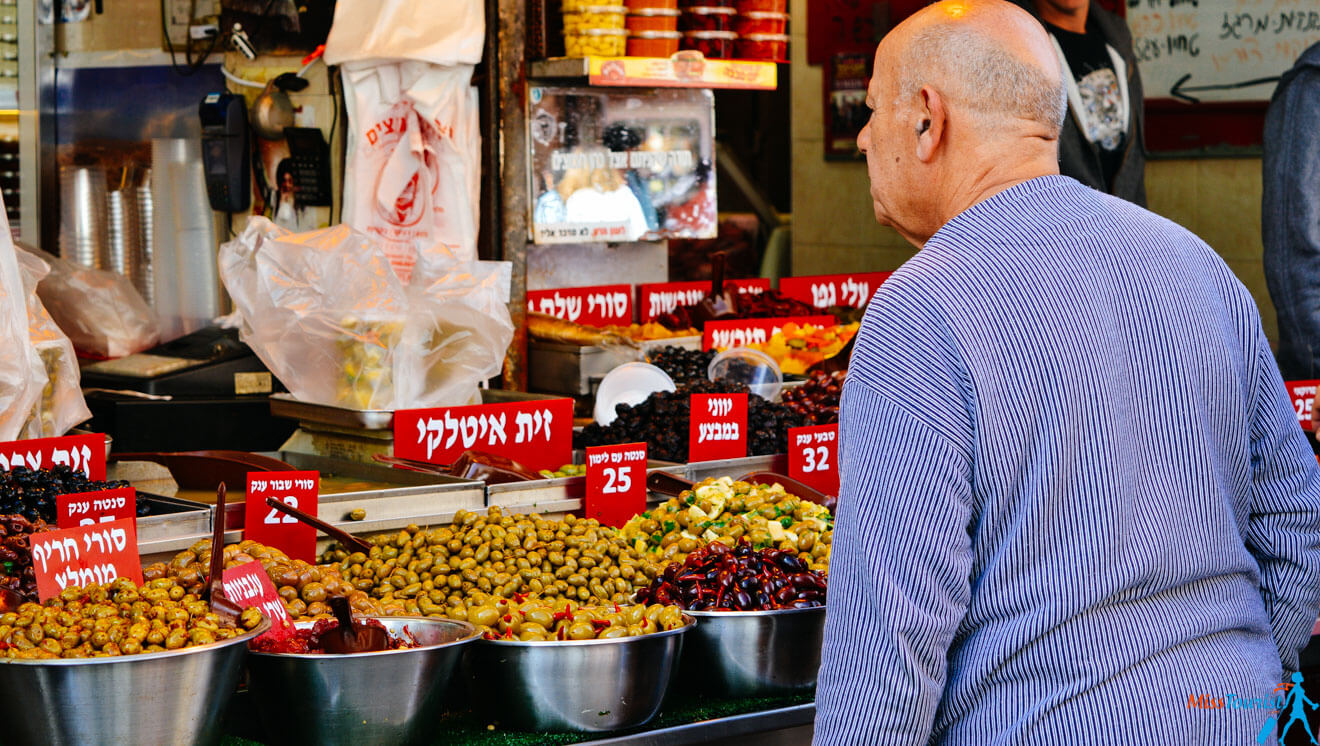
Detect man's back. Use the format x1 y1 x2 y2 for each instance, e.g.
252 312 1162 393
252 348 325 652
818 175 1320 745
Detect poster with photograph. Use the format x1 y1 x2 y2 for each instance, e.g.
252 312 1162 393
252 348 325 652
527 86 717 245
825 53 872 161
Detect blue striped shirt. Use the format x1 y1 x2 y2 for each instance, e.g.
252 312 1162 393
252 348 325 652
815 176 1320 745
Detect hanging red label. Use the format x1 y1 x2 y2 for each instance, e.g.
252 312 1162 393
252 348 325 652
689 393 748 462
787 424 840 497
637 279 771 322
1286 380 1320 432
702 316 836 351
222 560 291 625
245 471 319 563
56 486 137 529
778 272 890 310
527 284 633 327
31 516 142 601
0 432 106 481
394 398 574 474
585 443 647 528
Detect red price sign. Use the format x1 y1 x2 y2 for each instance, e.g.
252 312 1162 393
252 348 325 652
394 398 574 474
1287 380 1320 432
779 272 890 310
637 279 770 322
245 471 319 562
702 316 836 351
31 517 142 601
527 284 633 327
788 424 840 497
689 393 748 462
222 560 290 625
0 432 105 481
584 443 647 527
56 486 136 529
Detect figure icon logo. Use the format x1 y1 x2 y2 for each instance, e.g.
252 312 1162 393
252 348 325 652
1259 673 1319 745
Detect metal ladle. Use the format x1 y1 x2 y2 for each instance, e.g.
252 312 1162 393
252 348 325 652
250 72 308 140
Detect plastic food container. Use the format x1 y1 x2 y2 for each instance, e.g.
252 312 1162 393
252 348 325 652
732 10 787 35
681 29 736 58
733 0 784 11
563 5 628 32
594 362 677 425
681 6 736 30
565 27 628 56
735 32 788 61
628 29 682 56
626 8 680 32
708 347 783 401
627 0 678 9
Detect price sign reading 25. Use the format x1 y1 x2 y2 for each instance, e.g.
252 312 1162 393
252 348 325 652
788 424 840 497
585 443 647 528
1286 380 1320 431
244 471 319 562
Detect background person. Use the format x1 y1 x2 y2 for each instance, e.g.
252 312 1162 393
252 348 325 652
814 2 1320 744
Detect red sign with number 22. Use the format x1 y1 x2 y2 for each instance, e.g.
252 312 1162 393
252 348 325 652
245 471 319 562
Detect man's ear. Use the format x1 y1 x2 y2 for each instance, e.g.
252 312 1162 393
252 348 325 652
915 85 946 163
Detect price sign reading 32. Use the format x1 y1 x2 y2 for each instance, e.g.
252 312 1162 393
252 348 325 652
788 424 840 497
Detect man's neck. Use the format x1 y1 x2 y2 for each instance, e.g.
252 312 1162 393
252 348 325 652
1037 3 1088 34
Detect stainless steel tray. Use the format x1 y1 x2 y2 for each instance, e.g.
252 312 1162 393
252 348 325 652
683 454 789 483
528 342 640 397
487 462 688 517
269 390 569 431
135 493 212 543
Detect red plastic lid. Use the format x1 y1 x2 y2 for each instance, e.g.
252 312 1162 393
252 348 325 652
628 7 681 15
632 29 683 37
739 11 788 19
739 32 789 40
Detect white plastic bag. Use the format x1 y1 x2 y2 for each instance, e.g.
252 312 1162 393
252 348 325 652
14 250 91 438
219 217 512 410
0 227 44 441
22 246 159 359
341 61 480 281
323 0 483 67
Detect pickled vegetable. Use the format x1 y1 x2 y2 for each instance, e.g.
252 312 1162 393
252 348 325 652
635 540 826 610
460 594 687 641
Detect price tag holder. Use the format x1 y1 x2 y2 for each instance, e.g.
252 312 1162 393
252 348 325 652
779 272 890 310
584 443 647 528
31 516 142 601
637 279 770 322
1286 379 1320 432
56 486 136 529
245 471 319 562
222 560 290 626
689 393 748 462
394 398 574 474
702 315 836 351
788 424 840 497
527 284 633 327
0 432 106 480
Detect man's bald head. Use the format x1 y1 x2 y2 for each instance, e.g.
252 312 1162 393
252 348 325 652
888 0 1066 136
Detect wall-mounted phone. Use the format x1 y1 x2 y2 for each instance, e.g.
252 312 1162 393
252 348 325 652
199 91 251 213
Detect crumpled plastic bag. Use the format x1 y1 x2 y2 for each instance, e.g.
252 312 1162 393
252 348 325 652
0 229 44 441
218 217 513 411
21 245 159 359
323 0 483 67
14 250 91 438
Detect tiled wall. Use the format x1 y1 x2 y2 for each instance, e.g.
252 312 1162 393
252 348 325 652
788 0 1277 342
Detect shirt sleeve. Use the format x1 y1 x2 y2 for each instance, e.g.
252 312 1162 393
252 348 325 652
814 381 974 746
1245 335 1320 674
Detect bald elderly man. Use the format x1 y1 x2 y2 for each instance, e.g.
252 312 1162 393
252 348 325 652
814 1 1320 744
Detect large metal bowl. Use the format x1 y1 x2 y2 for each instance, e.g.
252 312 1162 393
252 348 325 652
680 605 825 697
466 617 692 732
246 616 479 746
0 617 269 746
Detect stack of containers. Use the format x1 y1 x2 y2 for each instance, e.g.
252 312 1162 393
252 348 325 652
563 0 629 57
732 0 787 61
678 0 736 59
626 0 681 57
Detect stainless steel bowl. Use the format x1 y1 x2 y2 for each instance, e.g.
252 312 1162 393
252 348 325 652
466 617 692 732
681 606 825 697
246 616 479 746
0 617 269 746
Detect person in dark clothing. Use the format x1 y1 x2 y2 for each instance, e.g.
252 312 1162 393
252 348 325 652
1013 0 1146 205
